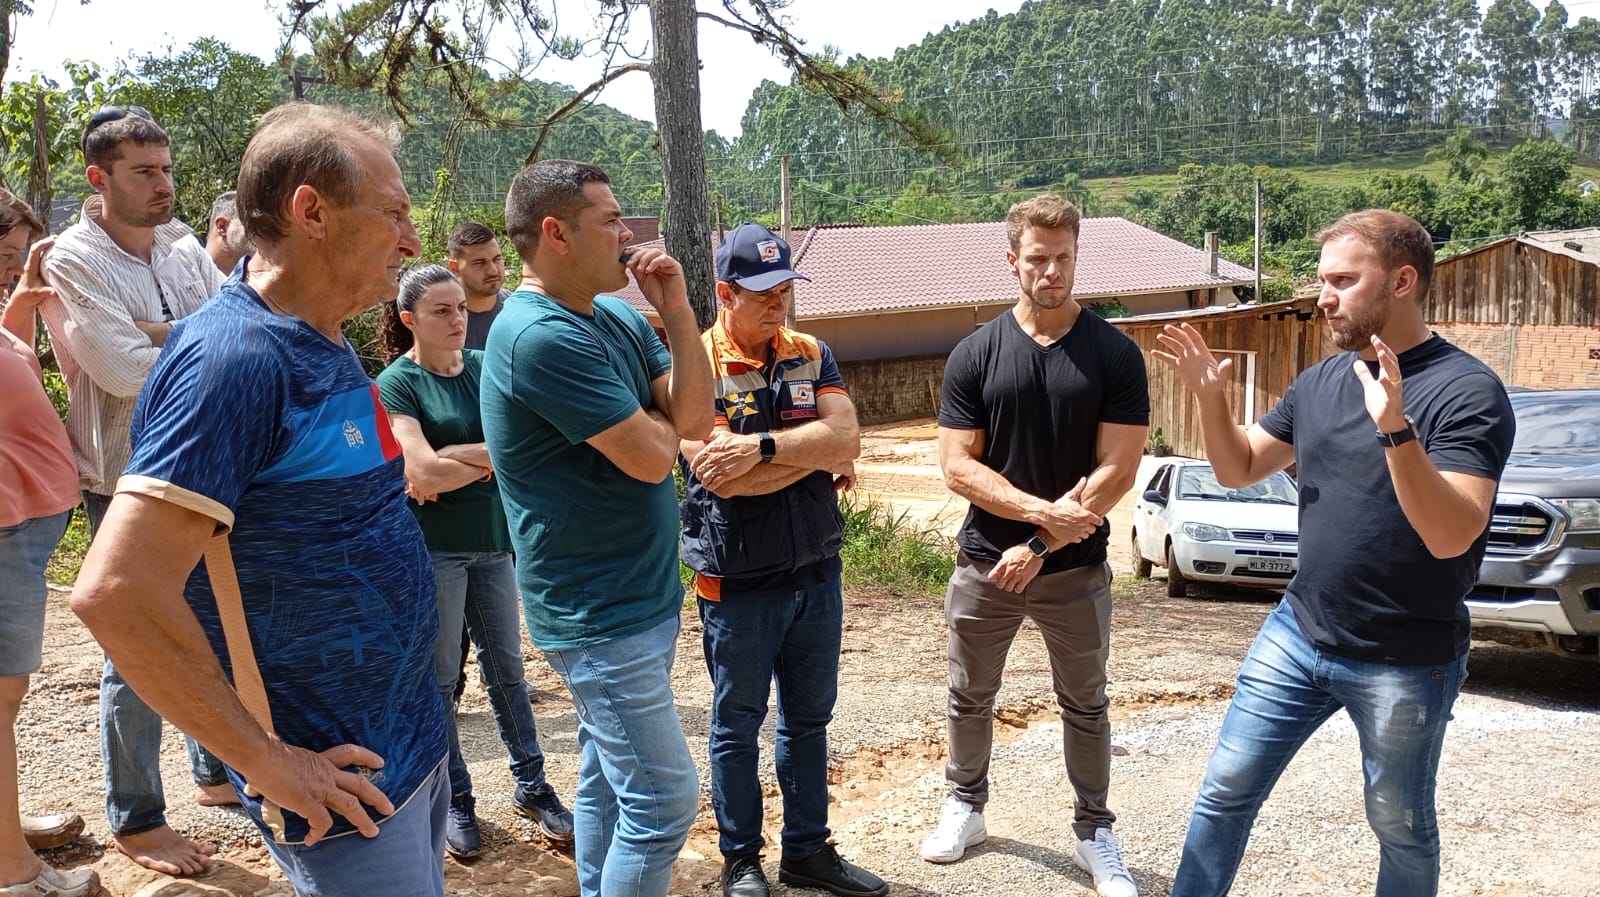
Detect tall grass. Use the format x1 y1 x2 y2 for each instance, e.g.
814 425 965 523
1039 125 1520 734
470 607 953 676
838 493 955 596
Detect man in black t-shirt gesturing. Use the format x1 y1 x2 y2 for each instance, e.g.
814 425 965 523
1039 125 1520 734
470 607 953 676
1154 209 1514 897
921 194 1149 897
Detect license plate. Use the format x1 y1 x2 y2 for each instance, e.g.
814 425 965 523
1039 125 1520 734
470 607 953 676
1247 558 1293 574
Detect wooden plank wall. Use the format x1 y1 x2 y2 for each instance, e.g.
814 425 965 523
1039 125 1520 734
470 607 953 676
1117 297 1327 459
1427 240 1600 327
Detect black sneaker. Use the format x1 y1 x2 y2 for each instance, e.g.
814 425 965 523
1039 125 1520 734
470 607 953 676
720 853 770 897
445 793 482 860
513 781 575 841
778 844 888 897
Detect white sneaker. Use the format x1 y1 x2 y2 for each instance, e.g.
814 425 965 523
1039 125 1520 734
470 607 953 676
1073 827 1137 897
919 797 987 863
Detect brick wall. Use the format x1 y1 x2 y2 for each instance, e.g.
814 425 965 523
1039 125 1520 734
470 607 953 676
1432 322 1600 388
837 354 948 424
1510 324 1600 388
1431 323 1515 380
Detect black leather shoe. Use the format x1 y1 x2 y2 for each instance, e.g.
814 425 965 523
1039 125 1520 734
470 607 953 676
721 853 770 897
778 844 888 897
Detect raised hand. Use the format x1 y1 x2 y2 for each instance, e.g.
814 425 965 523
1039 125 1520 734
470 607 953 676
625 247 688 314
9 236 57 310
1351 334 1407 432
1152 322 1233 395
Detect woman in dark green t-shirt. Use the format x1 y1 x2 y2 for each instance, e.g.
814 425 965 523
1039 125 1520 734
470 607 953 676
375 264 572 858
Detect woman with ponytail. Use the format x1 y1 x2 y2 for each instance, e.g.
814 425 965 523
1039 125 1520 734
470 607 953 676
375 264 572 860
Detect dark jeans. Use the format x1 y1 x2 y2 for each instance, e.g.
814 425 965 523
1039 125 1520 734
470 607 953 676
699 571 842 858
83 491 229 834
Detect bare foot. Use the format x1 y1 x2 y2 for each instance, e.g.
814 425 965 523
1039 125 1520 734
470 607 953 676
111 825 216 876
194 783 241 807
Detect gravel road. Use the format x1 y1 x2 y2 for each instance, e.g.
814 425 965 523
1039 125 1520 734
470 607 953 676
17 422 1596 895
19 577 1599 897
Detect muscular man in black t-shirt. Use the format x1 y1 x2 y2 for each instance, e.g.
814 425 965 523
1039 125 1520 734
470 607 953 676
920 194 1149 897
1155 209 1514 897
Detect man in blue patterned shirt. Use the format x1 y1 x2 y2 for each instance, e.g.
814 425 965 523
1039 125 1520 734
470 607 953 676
71 103 449 897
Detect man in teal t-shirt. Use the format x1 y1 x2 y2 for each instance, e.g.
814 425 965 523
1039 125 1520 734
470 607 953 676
480 159 713 897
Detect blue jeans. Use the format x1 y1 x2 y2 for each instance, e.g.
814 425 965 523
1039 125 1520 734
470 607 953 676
429 550 547 797
0 510 72 677
263 759 448 896
1172 600 1468 897
699 572 841 858
83 491 229 834
543 613 699 897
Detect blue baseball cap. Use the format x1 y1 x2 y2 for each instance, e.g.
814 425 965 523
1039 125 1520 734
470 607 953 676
716 222 812 292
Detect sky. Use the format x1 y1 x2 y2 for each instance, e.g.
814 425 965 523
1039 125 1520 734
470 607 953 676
8 0 1027 137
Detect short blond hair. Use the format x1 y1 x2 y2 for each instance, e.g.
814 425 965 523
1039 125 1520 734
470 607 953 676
1006 194 1082 249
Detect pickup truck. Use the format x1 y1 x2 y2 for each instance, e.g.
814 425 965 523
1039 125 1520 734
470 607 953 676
1467 388 1600 659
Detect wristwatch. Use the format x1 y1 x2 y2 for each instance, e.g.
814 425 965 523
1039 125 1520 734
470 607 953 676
1377 414 1419 448
1026 535 1050 558
758 432 776 463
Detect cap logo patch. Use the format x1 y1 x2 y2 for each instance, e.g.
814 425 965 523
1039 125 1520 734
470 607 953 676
758 240 781 263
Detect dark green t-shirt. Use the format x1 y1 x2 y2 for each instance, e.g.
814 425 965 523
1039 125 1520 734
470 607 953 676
376 349 511 553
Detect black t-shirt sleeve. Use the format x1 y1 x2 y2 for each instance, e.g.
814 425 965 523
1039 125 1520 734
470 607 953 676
1259 374 1299 444
1422 371 1515 479
938 337 985 430
1101 337 1151 425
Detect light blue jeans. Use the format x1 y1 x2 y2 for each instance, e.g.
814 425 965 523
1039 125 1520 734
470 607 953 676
83 491 229 834
1172 599 1468 897
0 509 71 677
543 613 699 897
263 759 448 897
429 550 547 798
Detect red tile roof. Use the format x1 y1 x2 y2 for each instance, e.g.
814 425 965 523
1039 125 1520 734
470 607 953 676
613 217 1255 319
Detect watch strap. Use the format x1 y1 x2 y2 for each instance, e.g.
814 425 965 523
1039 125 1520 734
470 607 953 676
1377 415 1418 448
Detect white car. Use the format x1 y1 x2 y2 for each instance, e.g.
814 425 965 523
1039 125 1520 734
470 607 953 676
1131 460 1301 598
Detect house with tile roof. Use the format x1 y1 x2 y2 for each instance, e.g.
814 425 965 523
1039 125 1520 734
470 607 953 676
614 218 1257 362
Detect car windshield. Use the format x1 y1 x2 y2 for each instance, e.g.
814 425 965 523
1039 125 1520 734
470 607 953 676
1511 396 1600 454
1177 467 1298 504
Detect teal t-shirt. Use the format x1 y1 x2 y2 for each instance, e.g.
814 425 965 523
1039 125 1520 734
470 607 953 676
376 349 511 553
479 291 680 650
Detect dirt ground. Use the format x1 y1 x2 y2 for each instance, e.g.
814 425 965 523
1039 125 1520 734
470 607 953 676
19 420 1600 896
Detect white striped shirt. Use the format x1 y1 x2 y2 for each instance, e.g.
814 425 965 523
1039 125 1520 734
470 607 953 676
41 197 224 495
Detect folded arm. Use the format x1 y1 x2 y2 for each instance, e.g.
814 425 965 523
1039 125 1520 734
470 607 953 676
44 257 163 397
687 392 861 497
388 415 490 497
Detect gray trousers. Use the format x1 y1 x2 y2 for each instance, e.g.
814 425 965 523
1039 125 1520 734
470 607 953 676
944 552 1115 841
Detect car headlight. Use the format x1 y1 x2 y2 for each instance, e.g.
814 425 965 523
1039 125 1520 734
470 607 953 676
1182 522 1231 542
1549 498 1600 533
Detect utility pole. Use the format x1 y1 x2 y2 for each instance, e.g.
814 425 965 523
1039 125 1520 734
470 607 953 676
781 155 796 328
1253 177 1263 304
714 194 725 241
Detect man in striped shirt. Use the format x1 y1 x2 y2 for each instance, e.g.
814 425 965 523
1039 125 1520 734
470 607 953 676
40 105 226 877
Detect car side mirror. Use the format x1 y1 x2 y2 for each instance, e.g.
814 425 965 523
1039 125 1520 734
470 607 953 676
1142 489 1167 505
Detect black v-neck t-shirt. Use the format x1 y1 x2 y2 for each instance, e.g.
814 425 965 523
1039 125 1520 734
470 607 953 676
939 309 1150 573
